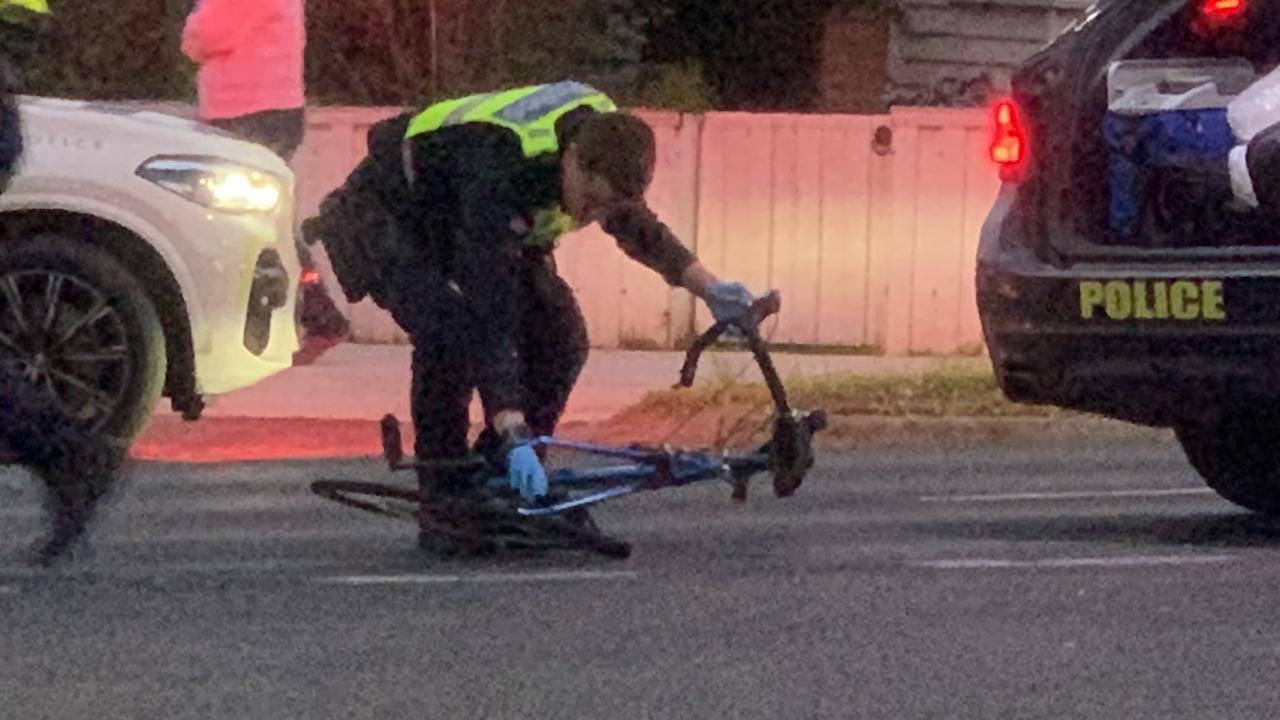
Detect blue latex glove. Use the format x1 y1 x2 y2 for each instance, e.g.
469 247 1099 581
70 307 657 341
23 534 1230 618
506 444 549 501
705 281 756 327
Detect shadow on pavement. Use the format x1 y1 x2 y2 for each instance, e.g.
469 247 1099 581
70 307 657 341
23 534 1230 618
917 511 1280 549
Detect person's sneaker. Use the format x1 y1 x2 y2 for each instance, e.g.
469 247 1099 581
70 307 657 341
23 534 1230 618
416 527 462 557
28 489 100 567
418 485 557 557
416 490 505 556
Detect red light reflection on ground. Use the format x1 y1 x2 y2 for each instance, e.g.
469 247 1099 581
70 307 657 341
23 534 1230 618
131 417 388 463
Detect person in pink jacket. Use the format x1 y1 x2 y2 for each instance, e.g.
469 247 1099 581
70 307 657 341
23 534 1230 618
182 0 350 364
181 0 306 160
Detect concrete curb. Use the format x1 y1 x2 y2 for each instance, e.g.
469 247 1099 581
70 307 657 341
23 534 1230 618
807 414 1173 448
131 411 1174 464
571 407 1174 450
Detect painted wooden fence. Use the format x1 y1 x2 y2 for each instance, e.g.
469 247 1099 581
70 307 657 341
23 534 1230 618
290 105 1001 354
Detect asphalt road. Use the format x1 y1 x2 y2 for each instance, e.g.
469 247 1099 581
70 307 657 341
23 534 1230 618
4 436 1280 719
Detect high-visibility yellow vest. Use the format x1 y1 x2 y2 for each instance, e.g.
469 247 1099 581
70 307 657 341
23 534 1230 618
406 82 619 249
0 0 50 23
405 81 617 158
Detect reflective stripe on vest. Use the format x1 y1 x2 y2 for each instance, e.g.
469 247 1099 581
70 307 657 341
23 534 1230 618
404 81 617 157
0 0 49 12
0 0 48 24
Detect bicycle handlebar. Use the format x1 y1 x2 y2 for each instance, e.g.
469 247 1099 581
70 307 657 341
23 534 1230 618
676 289 829 500
677 290 790 416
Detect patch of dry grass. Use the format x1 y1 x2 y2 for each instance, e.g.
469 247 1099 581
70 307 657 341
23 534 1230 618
635 361 1057 418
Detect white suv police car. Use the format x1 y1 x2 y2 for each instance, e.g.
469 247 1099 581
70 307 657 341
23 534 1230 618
0 96 300 438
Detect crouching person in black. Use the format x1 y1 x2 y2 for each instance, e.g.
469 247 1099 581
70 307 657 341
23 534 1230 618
305 82 761 552
0 1 125 565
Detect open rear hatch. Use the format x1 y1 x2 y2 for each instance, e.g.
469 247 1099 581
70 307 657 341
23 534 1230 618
1007 0 1280 261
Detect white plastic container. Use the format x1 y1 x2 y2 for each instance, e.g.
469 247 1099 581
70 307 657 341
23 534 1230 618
1226 66 1280 207
1229 145 1258 206
1227 65 1280 142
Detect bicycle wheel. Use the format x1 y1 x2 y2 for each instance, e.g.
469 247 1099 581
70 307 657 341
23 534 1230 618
310 480 420 521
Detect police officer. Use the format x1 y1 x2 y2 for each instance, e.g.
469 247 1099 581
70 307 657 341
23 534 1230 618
309 81 761 548
0 0 125 565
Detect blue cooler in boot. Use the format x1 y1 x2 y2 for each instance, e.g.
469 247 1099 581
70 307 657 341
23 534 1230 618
1104 59 1256 237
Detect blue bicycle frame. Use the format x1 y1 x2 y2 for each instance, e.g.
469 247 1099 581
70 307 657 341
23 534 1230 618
491 437 753 517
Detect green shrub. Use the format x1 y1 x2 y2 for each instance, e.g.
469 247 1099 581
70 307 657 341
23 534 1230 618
629 61 716 112
25 0 192 100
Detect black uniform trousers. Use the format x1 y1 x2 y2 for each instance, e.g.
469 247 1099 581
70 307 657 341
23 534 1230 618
385 253 589 495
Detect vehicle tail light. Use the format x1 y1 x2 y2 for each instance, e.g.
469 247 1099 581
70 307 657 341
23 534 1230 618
991 100 1027 180
1203 0 1244 18
300 269 321 285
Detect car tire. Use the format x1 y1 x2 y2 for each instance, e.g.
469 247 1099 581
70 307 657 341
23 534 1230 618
1175 407 1280 515
0 235 166 441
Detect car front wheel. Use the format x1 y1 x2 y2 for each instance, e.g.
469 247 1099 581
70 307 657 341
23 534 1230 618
0 236 166 441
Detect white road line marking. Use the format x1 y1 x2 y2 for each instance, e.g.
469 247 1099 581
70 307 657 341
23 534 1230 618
0 495 311 520
920 488 1214 503
56 526 408 546
913 555 1236 570
315 570 641 586
0 585 18 595
0 558 346 578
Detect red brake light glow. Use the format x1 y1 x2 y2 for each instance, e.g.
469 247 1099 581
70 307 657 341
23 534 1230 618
991 100 1026 178
1203 0 1244 17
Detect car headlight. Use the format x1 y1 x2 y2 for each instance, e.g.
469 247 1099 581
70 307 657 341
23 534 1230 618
137 156 284 213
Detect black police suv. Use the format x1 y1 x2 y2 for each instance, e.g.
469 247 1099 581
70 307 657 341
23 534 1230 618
977 0 1280 512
